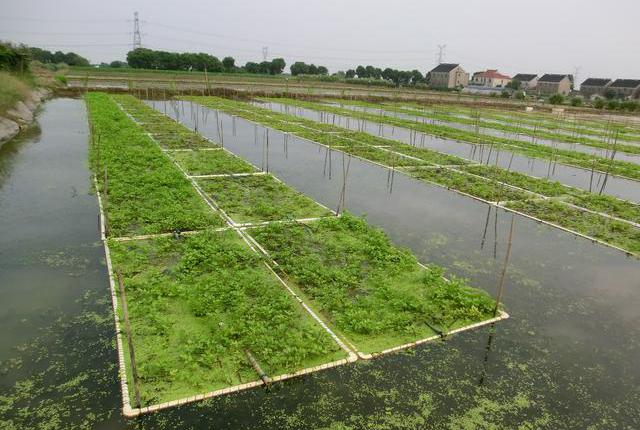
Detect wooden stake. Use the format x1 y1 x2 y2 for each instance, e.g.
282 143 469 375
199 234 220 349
493 214 515 317
244 349 271 384
103 167 109 237
116 270 142 408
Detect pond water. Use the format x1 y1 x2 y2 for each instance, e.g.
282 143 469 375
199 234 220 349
1 97 638 429
256 100 640 203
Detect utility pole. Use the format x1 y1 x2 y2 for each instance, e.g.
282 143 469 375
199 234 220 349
133 11 142 50
262 46 269 61
437 44 447 64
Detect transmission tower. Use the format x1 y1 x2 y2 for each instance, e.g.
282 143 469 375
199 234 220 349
133 12 142 50
262 46 269 61
437 44 447 64
573 66 581 90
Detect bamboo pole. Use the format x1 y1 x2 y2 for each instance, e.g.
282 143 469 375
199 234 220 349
493 214 515 317
103 167 109 237
244 349 271 384
116 270 142 408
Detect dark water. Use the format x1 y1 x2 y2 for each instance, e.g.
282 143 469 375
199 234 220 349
257 100 640 203
1 98 639 429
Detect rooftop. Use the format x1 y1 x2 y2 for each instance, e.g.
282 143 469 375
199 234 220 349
473 69 511 80
581 78 612 87
609 79 640 89
430 63 460 73
512 73 538 82
539 74 570 83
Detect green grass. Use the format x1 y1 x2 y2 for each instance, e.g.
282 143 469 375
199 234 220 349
251 214 497 354
172 150 257 175
406 167 531 202
197 174 331 223
0 71 32 115
85 93 224 236
109 229 345 405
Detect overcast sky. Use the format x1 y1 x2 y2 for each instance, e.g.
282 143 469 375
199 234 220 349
2 0 639 83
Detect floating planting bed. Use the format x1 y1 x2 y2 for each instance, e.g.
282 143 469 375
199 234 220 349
197 174 332 224
108 229 348 407
184 96 640 256
328 99 640 154
90 92 511 417
171 149 257 176
251 214 504 357
264 97 640 182
86 93 224 237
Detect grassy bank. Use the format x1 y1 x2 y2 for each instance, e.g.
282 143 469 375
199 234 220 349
0 71 32 116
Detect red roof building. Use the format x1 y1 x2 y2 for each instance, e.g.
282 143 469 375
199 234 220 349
470 69 512 88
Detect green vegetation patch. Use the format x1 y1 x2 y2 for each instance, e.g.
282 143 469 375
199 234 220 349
406 167 531 203
504 199 640 253
86 93 224 236
109 229 345 405
251 214 497 354
172 149 256 176
197 174 331 224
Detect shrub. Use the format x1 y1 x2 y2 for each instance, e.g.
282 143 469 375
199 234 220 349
55 74 67 86
606 99 620 110
514 91 526 100
593 97 605 109
570 96 583 107
549 93 565 105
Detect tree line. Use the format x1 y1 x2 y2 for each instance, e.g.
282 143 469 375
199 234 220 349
28 47 90 66
126 48 286 74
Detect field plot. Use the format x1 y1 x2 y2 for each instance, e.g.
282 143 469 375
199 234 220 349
184 96 640 256
108 229 346 406
251 214 499 356
172 150 258 176
197 174 331 225
86 93 224 237
88 92 511 416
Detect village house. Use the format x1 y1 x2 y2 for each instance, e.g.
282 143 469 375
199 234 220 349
511 74 539 90
470 69 512 88
579 78 613 99
607 79 640 99
427 63 469 89
536 74 572 96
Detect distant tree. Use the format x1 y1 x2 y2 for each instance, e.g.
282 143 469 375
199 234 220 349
109 60 128 68
269 58 286 74
317 65 328 75
244 62 260 74
549 93 565 105
345 69 356 79
410 69 424 84
222 56 235 72
355 65 367 78
290 61 309 76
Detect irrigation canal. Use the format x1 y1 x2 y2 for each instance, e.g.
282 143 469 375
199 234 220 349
1 97 639 428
